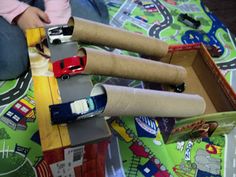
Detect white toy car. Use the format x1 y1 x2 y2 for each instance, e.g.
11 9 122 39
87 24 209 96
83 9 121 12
47 25 73 44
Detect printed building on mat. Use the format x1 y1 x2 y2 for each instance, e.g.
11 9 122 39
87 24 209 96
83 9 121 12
0 95 36 130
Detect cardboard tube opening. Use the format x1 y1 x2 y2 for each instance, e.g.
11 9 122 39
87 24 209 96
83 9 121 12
78 48 86 57
91 84 106 96
68 17 74 27
90 84 108 110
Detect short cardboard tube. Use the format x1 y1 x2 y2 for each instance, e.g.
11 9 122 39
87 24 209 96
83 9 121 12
90 84 206 118
68 17 169 58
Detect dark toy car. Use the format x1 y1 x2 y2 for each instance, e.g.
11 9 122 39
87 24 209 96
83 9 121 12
178 13 201 29
205 45 223 57
49 94 107 124
52 56 87 80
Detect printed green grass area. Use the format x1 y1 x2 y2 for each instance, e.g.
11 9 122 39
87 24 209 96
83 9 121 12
123 21 147 35
0 80 17 93
118 140 136 176
0 152 25 172
0 152 35 177
225 71 231 83
0 120 42 164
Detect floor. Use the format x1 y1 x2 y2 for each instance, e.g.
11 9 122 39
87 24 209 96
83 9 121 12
203 0 236 35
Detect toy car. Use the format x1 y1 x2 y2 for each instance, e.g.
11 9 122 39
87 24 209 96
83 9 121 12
205 45 223 57
47 25 73 44
178 13 201 29
49 94 107 124
52 56 86 80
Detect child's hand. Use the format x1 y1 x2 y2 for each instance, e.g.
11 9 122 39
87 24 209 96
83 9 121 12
15 6 51 32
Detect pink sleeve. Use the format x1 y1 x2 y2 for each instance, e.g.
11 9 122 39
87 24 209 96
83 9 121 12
44 0 71 25
0 0 29 23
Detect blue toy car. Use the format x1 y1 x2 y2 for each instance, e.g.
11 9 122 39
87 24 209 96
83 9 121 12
49 94 107 124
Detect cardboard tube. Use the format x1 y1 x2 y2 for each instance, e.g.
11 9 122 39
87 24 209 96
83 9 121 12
90 84 206 118
79 47 187 85
68 17 169 58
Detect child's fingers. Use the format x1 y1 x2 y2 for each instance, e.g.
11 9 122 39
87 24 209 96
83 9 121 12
35 17 44 27
36 9 51 24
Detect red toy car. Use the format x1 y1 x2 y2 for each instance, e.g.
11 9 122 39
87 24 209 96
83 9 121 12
53 56 87 80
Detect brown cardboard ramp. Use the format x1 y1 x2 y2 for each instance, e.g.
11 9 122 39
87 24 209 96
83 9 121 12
69 17 169 58
90 84 206 118
79 47 187 85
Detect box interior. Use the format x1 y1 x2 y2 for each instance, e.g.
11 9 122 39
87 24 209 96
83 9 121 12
165 48 234 114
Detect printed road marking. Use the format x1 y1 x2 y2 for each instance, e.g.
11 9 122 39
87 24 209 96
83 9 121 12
20 82 24 89
24 72 29 79
111 165 116 176
2 140 5 159
13 91 20 95
2 96 10 101
108 144 112 159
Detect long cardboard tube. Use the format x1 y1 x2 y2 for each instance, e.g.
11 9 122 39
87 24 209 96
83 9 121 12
90 84 206 118
68 17 169 58
79 47 187 85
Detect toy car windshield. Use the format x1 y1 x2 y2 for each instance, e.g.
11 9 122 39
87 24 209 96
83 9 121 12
70 98 94 114
48 26 73 36
49 94 107 124
48 27 63 35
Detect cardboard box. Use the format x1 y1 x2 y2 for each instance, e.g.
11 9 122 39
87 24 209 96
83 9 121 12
151 43 236 143
26 28 111 177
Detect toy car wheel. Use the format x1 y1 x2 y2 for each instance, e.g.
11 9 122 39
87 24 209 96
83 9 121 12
191 163 197 169
52 39 61 45
171 83 185 93
61 74 70 80
194 22 200 29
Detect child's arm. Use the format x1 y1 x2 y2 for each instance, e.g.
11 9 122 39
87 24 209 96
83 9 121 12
44 0 71 25
0 0 29 23
15 6 50 32
0 0 50 32
0 0 71 31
